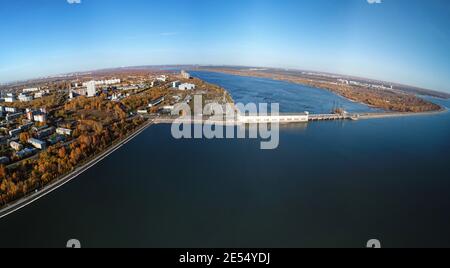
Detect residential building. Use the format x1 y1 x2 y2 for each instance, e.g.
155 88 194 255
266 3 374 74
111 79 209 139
26 111 35 121
8 128 22 137
69 90 78 99
48 135 65 145
23 87 39 93
157 75 168 82
34 114 47 123
5 107 18 113
6 112 22 121
10 141 23 151
119 85 139 91
19 122 34 131
28 138 46 150
36 127 55 139
86 81 97 97
5 96 15 103
56 127 72 136
172 81 181 88
34 91 46 99
82 79 121 87
15 148 36 159
32 125 48 132
18 94 33 102
0 156 9 165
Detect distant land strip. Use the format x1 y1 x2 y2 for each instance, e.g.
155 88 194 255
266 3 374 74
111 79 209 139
195 67 445 113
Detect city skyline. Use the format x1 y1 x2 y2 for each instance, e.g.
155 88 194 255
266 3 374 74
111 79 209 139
1 0 449 92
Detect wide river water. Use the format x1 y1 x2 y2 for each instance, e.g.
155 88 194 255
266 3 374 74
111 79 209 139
0 71 449 248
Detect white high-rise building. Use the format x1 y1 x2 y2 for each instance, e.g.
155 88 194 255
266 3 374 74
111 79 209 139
86 81 96 97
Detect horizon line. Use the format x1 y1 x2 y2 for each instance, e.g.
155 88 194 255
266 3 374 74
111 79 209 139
0 64 447 95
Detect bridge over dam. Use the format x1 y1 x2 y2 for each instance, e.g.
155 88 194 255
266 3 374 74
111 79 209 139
148 110 442 125
150 112 357 125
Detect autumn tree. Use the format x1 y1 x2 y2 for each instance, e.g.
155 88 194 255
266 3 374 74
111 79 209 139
19 132 30 143
0 165 7 180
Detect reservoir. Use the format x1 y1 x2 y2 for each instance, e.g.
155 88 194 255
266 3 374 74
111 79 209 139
0 72 449 248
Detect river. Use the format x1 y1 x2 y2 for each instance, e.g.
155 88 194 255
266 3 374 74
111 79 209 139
0 71 449 248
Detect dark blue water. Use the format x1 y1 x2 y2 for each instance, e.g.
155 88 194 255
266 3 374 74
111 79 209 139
0 73 449 248
191 71 381 114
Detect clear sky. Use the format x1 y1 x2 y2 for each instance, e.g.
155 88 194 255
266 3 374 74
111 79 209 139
0 0 449 92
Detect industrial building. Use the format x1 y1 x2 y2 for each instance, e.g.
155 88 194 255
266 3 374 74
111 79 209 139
148 97 164 108
160 105 174 114
238 112 310 124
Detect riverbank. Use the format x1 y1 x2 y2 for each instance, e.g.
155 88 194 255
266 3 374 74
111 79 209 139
358 108 448 120
0 117 155 219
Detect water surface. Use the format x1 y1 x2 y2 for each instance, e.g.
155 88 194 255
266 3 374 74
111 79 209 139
191 71 381 114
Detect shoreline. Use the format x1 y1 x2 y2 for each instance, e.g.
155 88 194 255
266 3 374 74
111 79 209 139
0 118 155 220
357 107 448 120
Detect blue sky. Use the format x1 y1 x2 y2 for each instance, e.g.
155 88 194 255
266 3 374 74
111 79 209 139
0 0 449 92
